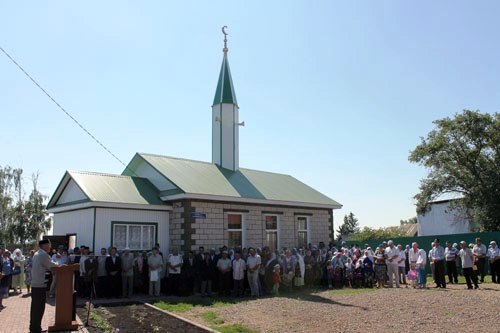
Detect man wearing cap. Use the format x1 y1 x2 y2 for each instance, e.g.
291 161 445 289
445 241 458 284
30 239 60 333
430 238 446 288
487 241 500 283
473 238 487 283
459 241 479 289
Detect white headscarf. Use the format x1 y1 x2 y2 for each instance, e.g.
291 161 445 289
12 248 24 261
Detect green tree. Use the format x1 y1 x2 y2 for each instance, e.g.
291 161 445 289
8 173 51 245
400 217 417 226
349 226 408 242
336 212 359 241
0 166 15 243
409 110 500 231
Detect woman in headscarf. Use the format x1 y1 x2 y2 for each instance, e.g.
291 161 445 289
1 250 14 309
24 250 35 294
281 249 296 290
303 249 315 288
373 246 387 288
265 251 278 294
293 248 305 289
11 249 25 294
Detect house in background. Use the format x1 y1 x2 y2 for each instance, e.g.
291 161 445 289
417 199 471 236
46 31 342 254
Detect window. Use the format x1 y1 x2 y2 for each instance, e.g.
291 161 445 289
227 214 243 249
112 223 156 250
265 215 279 252
297 216 309 247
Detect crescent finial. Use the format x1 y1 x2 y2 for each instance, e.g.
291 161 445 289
222 26 228 54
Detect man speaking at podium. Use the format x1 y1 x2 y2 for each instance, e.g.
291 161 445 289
30 239 60 333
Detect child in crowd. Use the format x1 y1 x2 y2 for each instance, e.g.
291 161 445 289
407 264 418 288
362 256 374 288
272 264 281 295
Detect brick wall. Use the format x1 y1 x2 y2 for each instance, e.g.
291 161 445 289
171 199 334 253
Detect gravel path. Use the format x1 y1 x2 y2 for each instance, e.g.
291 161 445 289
181 283 500 333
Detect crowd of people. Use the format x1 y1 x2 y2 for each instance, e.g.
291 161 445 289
1 237 499 306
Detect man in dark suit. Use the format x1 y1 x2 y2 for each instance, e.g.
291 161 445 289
105 247 122 298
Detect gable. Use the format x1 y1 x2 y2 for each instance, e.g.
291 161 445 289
56 178 88 205
123 154 180 192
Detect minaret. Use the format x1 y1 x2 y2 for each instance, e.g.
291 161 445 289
212 26 243 171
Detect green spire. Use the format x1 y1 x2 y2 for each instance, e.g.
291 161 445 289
213 54 238 106
213 26 237 106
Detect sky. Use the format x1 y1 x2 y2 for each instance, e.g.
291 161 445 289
1 1 499 230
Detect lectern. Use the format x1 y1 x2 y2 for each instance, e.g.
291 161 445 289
49 264 80 331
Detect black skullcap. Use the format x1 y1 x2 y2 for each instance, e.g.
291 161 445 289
39 239 50 246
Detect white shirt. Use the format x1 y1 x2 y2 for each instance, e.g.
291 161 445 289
232 258 246 280
408 248 420 263
80 255 88 274
167 254 183 274
246 254 261 273
459 248 474 268
473 244 487 257
488 246 499 261
416 249 427 268
385 246 399 265
397 250 406 268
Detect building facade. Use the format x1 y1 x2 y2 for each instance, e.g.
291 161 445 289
47 30 341 254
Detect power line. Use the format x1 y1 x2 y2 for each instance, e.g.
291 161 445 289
0 46 134 174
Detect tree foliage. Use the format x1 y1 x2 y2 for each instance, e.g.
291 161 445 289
349 226 409 243
0 166 51 244
336 212 360 241
400 217 417 226
409 110 500 231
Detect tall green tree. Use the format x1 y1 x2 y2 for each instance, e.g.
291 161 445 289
8 173 51 245
336 212 360 241
0 166 15 243
409 110 500 231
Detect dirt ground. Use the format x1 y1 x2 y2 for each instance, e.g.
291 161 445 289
179 283 500 333
77 303 207 333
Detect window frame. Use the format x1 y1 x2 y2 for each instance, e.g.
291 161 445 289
225 212 246 249
263 214 280 251
111 221 158 251
296 215 311 247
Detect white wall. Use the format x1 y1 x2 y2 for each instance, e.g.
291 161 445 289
212 103 239 170
52 208 94 248
56 179 87 205
417 202 471 236
94 208 169 254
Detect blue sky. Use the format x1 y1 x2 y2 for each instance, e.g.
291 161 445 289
1 1 499 229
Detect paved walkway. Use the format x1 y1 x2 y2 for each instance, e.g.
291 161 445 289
1 291 85 333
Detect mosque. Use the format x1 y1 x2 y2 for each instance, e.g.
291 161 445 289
47 28 342 253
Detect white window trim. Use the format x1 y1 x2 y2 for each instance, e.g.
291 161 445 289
264 214 281 251
112 223 156 251
296 216 311 246
225 212 246 249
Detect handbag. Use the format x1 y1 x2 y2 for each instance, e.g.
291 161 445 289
12 266 21 276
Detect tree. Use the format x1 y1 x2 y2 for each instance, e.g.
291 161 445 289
400 217 417 226
409 110 500 231
336 212 359 241
349 226 408 242
0 166 51 245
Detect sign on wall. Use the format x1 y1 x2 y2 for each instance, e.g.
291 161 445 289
191 213 207 219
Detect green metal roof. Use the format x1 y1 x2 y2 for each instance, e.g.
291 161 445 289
126 153 341 208
212 54 238 106
48 171 164 208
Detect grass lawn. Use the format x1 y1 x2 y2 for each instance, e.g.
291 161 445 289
326 288 378 296
153 297 246 313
